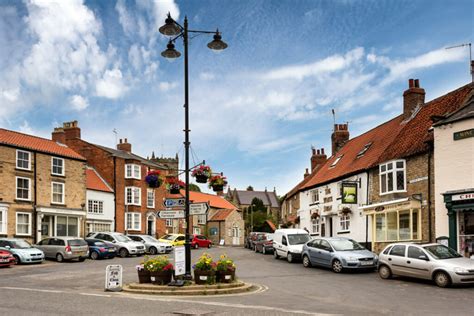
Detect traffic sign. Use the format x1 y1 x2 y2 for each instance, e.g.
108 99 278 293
163 198 185 208
158 210 185 219
189 202 209 215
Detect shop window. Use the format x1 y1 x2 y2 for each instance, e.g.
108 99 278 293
387 212 397 240
379 160 406 195
87 222 112 233
374 209 421 242
376 214 385 241
16 150 31 170
51 157 65 176
412 209 419 240
399 210 410 240
57 216 67 236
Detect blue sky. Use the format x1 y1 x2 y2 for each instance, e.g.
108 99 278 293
0 0 472 195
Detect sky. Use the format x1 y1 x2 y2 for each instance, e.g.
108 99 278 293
0 0 473 196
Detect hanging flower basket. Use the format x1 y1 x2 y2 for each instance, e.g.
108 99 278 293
166 177 185 194
208 175 228 192
311 212 320 220
191 165 212 183
145 170 163 188
340 207 352 215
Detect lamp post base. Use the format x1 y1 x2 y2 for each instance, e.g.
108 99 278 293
184 273 193 281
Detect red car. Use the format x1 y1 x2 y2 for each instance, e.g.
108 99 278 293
190 234 212 249
0 249 15 267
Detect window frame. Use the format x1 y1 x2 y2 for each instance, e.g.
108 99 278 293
125 212 141 231
16 212 32 236
51 182 65 204
125 164 141 180
197 214 207 225
340 214 350 231
147 189 155 209
51 157 65 176
330 155 343 168
312 217 320 234
125 187 141 206
379 160 406 195
310 189 319 204
16 150 31 171
87 200 104 214
0 207 7 234
165 219 173 227
374 209 421 242
16 176 31 201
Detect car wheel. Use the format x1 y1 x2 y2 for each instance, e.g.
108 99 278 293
90 251 99 260
378 265 392 279
287 252 294 263
332 259 343 273
274 250 279 259
208 243 212 249
56 253 64 262
119 248 129 258
13 255 20 265
302 255 312 268
434 271 451 288
149 247 157 255
194 243 199 249
262 247 266 255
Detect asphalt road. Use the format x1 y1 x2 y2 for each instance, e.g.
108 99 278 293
0 246 472 315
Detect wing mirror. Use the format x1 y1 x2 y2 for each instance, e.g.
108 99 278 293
418 255 429 261
5 245 11 250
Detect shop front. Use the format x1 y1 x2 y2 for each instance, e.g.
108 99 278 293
36 207 86 241
443 189 474 258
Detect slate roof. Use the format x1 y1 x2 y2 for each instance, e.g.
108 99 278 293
209 209 235 221
86 167 113 193
94 144 166 169
232 190 280 208
0 128 85 160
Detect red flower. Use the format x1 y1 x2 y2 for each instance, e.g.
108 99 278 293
163 263 174 271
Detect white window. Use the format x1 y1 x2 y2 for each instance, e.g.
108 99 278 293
125 164 141 179
16 212 31 236
310 189 319 204
330 155 343 167
16 150 31 170
16 177 31 200
51 182 65 204
379 160 406 194
197 214 206 225
193 227 201 235
87 200 104 214
147 189 155 208
87 222 112 233
51 157 65 176
340 215 350 231
125 187 141 206
312 217 320 234
126 213 141 231
0 208 7 234
166 219 173 227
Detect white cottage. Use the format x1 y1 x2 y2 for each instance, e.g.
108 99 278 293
85 167 115 233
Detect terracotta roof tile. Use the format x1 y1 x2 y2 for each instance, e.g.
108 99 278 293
209 209 235 221
265 220 276 231
178 190 238 210
86 167 113 193
0 128 85 160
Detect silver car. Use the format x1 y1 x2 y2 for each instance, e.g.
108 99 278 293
127 234 173 255
378 243 474 287
35 237 89 262
0 238 45 264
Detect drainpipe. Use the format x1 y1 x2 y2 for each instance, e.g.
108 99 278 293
427 146 433 242
365 171 369 249
113 156 117 232
33 152 38 243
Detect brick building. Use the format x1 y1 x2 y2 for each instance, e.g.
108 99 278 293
0 129 87 243
52 121 173 238
226 187 280 221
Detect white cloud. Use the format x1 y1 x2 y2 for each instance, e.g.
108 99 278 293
199 72 216 81
158 81 178 91
19 120 34 135
96 68 127 99
69 95 89 111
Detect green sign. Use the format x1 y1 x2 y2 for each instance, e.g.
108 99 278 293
453 128 474 141
342 182 358 204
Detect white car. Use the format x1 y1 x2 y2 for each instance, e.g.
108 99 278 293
87 232 145 258
273 228 311 263
127 234 173 254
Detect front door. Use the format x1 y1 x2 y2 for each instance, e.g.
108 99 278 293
328 217 333 237
147 215 155 236
232 226 240 245
41 216 54 238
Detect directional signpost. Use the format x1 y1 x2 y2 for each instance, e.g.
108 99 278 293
163 198 185 208
157 210 185 219
189 202 209 216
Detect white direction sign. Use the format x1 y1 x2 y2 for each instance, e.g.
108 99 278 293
174 246 185 276
189 202 209 215
163 198 185 208
158 210 185 219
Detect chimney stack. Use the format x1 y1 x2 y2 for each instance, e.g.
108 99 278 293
331 124 349 155
311 147 327 172
403 78 425 120
117 138 132 153
52 127 65 144
62 120 81 140
304 168 310 178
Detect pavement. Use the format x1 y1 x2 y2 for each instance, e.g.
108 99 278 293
0 246 472 315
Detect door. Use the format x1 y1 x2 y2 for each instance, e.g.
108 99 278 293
328 217 333 237
321 223 326 237
388 245 408 275
317 239 333 266
232 226 240 245
281 235 289 257
41 216 54 238
307 239 321 264
405 246 431 279
147 215 155 236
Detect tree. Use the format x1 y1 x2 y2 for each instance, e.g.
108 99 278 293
246 185 254 191
189 183 201 192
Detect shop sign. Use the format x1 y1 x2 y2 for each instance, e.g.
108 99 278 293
342 182 358 204
453 128 474 141
105 265 122 292
452 193 474 201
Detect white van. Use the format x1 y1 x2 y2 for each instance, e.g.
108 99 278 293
273 229 311 263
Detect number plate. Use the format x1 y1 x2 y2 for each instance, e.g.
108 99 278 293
360 261 373 266
0 259 9 263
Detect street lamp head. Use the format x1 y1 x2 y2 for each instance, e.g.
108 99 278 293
207 30 228 51
159 13 181 36
161 40 181 59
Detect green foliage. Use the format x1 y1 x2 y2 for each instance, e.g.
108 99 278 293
189 183 201 192
143 255 173 272
246 185 254 191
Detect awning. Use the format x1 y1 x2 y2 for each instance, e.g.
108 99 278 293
452 203 474 212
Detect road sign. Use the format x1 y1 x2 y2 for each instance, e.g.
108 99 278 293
158 210 185 219
163 198 185 208
105 265 122 292
189 202 209 215
174 246 185 276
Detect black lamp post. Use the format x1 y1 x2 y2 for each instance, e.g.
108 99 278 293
159 13 227 280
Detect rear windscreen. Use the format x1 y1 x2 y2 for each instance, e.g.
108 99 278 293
68 239 88 246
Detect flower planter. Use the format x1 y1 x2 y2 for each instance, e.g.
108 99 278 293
137 269 151 284
195 174 208 183
169 187 180 194
211 184 224 192
149 270 173 285
194 270 216 285
216 270 235 283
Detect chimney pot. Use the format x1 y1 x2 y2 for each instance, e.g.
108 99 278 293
125 138 128 143
332 123 350 155
317 149 320 155
409 79 414 88
414 79 419 88
403 78 425 119
312 148 316 155
321 148 325 155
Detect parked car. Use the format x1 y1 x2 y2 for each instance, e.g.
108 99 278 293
0 249 15 267
189 234 212 249
302 237 378 272
0 238 45 264
86 232 145 258
158 234 186 247
35 237 89 262
254 233 274 254
378 243 474 288
273 229 311 263
245 232 263 249
127 234 173 254
85 238 117 260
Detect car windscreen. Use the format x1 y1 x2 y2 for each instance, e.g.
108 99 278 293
330 239 365 251
266 234 274 241
161 235 174 240
115 235 131 242
287 234 310 245
94 241 107 247
11 240 33 249
423 244 462 259
67 239 88 247
143 236 157 242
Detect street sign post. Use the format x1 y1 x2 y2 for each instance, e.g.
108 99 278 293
105 265 122 292
189 202 209 215
163 198 185 208
157 210 185 219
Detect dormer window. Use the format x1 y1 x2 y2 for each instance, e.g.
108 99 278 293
330 155 343 167
357 142 372 158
